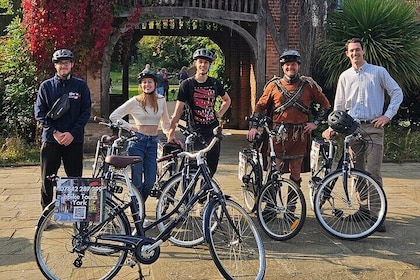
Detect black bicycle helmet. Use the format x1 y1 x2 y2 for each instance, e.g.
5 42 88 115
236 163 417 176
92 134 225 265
137 71 158 83
52 49 74 63
192 48 214 62
279 50 301 65
327 110 359 135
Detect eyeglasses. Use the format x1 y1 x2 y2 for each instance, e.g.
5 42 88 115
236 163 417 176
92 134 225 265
55 60 72 65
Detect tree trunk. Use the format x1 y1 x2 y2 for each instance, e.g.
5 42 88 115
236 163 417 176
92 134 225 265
300 0 328 76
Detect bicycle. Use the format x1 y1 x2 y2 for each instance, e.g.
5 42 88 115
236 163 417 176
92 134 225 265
91 118 206 247
154 124 221 248
92 116 183 200
34 127 266 280
311 121 387 240
239 116 306 241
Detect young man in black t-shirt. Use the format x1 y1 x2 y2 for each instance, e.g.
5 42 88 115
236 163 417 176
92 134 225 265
168 48 231 176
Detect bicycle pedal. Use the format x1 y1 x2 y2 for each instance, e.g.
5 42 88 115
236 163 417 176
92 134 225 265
149 189 159 197
126 255 139 268
108 185 123 193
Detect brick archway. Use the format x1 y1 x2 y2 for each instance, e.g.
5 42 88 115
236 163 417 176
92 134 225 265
88 1 317 134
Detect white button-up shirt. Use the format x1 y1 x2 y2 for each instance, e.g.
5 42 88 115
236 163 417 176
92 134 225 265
334 62 403 120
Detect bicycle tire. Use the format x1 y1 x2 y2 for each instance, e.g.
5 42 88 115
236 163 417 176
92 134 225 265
241 152 262 213
34 199 131 280
204 199 266 280
155 172 214 247
313 169 387 240
256 178 306 241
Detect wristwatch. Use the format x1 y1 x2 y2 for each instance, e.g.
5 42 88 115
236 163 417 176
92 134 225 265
313 120 320 126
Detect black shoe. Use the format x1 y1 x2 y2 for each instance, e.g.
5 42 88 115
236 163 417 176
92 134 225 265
376 223 387 232
262 203 276 223
44 221 57 231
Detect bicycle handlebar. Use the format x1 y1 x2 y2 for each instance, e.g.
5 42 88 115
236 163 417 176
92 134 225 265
178 127 223 160
245 115 286 138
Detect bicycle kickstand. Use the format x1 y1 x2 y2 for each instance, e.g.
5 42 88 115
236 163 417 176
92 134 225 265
137 263 145 280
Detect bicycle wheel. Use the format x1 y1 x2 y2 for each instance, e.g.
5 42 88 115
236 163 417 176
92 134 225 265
204 199 266 280
34 199 131 280
257 178 306 241
240 154 262 213
313 169 387 240
156 172 213 247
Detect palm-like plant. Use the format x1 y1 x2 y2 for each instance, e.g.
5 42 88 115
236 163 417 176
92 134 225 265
317 0 420 97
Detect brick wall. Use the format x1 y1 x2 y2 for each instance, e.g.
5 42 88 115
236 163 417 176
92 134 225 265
266 0 302 80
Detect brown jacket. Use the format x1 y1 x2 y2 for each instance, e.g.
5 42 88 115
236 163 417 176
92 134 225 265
255 77 330 124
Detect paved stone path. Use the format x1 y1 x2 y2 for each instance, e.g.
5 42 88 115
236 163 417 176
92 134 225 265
0 129 419 279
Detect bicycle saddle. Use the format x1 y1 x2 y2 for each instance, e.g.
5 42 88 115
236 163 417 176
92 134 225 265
105 155 142 168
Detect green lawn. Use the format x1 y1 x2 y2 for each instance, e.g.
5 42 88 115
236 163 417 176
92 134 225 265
110 83 179 101
110 70 180 100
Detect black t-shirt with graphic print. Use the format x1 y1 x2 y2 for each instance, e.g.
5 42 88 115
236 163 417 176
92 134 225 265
177 77 226 134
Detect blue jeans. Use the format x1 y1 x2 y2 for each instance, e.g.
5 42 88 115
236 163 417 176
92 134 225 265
127 132 159 201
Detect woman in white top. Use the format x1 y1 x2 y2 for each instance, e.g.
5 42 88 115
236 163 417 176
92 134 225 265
109 72 170 202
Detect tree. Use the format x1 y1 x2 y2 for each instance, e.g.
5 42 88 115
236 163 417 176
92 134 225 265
21 0 114 78
317 0 420 98
0 16 37 142
135 36 221 74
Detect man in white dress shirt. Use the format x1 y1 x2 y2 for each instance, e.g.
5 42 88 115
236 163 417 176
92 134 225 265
323 38 403 232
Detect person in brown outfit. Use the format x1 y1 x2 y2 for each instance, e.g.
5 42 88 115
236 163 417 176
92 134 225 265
247 50 330 188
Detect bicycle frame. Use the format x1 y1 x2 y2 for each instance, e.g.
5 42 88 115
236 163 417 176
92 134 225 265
316 132 366 208
74 128 240 263
245 116 288 189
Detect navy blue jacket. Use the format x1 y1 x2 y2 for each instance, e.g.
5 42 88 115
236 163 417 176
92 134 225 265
34 74 91 143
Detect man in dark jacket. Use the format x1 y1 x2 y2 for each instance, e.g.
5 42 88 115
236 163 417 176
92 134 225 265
34 49 92 210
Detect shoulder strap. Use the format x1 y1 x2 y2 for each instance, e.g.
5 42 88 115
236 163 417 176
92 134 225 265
274 79 308 114
264 76 281 91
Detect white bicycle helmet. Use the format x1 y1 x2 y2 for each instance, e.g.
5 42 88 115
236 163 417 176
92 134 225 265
193 48 214 62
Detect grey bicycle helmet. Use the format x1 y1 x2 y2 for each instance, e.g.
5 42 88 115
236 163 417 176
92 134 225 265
327 110 359 135
193 48 214 62
52 49 74 63
279 50 301 65
137 71 158 83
